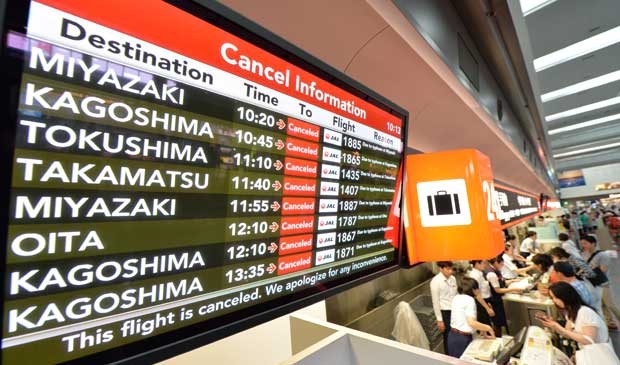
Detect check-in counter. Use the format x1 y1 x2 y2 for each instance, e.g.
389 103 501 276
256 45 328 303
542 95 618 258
530 224 561 252
519 326 554 365
460 338 507 364
461 326 565 365
460 326 562 365
502 292 557 336
536 239 561 253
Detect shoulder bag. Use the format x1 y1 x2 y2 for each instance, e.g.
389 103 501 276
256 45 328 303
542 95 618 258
586 250 609 286
575 335 620 365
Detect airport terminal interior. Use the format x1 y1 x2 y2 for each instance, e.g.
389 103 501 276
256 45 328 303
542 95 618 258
1 0 620 364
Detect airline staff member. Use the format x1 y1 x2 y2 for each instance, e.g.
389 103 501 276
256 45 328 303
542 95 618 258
486 255 524 336
447 277 495 358
467 260 495 326
505 235 527 267
501 243 532 279
519 231 539 258
430 261 458 354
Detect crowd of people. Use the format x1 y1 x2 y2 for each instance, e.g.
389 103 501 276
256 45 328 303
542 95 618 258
429 214 620 361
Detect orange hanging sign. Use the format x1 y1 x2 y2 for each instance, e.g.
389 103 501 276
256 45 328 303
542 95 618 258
403 149 504 264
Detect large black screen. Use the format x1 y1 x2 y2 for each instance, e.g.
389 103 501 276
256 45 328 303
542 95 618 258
0 1 408 363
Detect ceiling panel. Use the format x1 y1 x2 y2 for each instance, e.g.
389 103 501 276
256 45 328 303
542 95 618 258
549 123 620 149
553 135 620 154
220 0 556 196
555 147 620 171
536 43 620 93
525 0 620 57
541 79 620 115
511 0 620 178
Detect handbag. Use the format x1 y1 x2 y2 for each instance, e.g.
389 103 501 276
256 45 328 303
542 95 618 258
575 336 620 365
586 250 609 286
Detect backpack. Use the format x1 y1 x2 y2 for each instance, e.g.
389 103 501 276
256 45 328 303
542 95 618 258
586 250 609 286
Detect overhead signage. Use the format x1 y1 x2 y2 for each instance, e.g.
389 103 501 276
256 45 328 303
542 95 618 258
403 149 504 264
0 0 407 363
493 184 540 228
558 169 586 188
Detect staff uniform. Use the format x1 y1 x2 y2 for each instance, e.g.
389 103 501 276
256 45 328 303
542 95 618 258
486 268 508 331
430 272 457 354
519 237 536 257
501 253 519 279
467 268 492 326
447 294 476 358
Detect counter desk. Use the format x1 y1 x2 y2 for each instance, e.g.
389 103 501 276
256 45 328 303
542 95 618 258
460 326 569 365
502 291 557 336
536 239 561 253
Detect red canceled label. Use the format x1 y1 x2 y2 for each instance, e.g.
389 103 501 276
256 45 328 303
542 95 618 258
279 234 314 255
280 215 315 235
284 157 318 178
287 117 320 142
283 176 317 196
278 252 312 275
285 137 319 160
282 197 316 215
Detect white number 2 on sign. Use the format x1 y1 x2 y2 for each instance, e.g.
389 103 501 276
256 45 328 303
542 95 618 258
482 180 501 221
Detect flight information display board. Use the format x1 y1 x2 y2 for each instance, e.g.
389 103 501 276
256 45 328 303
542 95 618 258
0 0 407 364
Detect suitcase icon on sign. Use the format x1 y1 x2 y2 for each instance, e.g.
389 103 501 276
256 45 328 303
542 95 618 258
427 191 461 216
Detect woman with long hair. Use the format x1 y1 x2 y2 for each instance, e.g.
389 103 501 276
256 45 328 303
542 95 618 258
540 282 613 349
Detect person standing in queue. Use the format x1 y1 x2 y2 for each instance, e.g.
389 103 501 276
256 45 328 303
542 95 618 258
447 277 495 358
430 261 458 354
581 235 620 330
539 282 619 363
559 233 581 258
570 211 583 244
486 255 524 336
549 247 596 282
553 261 600 315
467 260 495 327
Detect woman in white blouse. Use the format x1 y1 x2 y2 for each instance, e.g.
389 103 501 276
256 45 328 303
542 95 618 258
447 277 495 358
540 281 617 358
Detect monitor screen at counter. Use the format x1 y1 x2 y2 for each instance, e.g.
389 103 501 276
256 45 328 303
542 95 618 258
0 0 407 363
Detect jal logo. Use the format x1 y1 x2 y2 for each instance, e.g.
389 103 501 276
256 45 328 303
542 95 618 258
322 146 341 163
316 232 336 248
321 164 340 180
320 181 339 196
319 199 338 213
315 248 335 265
323 130 342 146
318 215 337 230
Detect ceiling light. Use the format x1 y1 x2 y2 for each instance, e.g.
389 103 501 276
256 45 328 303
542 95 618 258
548 113 620 135
553 141 620 158
541 69 620 102
534 26 620 72
520 0 557 16
545 95 620 121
